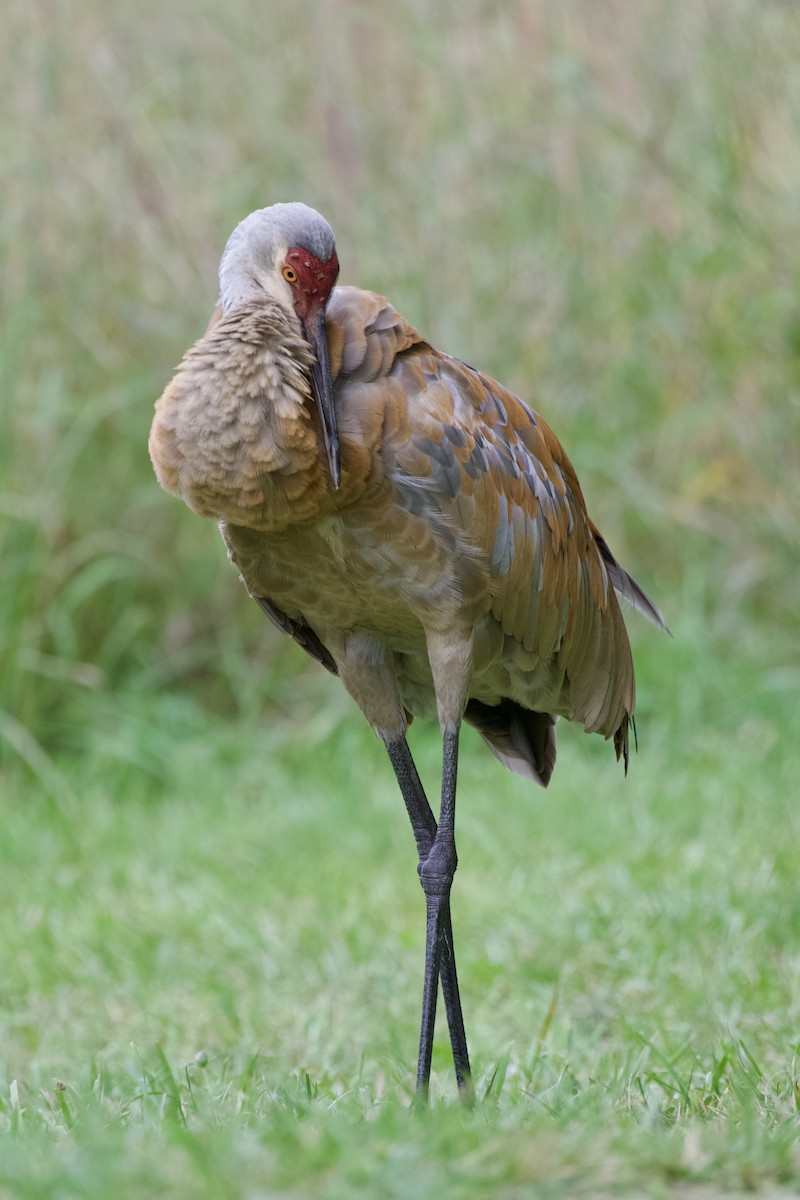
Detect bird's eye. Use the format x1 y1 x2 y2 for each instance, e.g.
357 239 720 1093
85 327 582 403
282 266 299 284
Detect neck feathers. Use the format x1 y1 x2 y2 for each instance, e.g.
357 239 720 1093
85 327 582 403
149 302 332 531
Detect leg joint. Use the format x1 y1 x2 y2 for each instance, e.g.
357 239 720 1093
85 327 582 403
418 836 458 897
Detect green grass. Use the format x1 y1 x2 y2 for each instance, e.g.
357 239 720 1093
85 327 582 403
2 0 800 1193
1 625 799 1195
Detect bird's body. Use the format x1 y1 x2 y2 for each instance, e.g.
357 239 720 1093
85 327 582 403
150 203 664 1097
153 282 659 779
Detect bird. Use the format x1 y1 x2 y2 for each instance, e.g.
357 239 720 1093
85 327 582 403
149 201 665 1101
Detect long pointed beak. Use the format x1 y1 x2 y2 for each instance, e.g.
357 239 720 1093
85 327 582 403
303 307 340 490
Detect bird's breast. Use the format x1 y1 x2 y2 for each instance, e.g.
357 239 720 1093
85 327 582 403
222 504 490 652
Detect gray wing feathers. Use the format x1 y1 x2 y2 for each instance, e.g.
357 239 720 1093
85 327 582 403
593 532 667 632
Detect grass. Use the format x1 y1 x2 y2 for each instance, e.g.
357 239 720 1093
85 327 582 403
2 0 800 1193
1 625 799 1195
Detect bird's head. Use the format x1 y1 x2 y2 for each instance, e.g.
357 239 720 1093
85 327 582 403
219 202 342 488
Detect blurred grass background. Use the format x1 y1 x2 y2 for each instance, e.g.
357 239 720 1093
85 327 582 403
2 0 800 1193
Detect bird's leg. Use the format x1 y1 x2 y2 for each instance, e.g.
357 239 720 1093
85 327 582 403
433 731 471 1095
383 736 472 1099
421 628 475 1099
339 631 471 1098
418 726 469 1098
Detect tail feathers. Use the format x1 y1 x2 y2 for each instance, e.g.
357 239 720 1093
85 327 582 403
593 533 668 633
613 713 637 774
464 699 557 788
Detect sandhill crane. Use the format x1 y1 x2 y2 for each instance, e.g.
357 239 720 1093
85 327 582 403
149 202 665 1100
